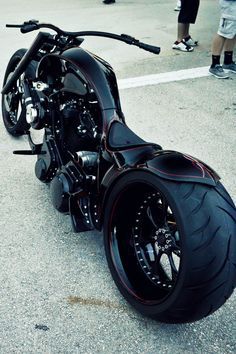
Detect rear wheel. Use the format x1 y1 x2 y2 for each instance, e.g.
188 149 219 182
2 49 32 136
103 171 236 323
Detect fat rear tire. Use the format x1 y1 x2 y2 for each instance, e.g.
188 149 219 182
103 171 236 323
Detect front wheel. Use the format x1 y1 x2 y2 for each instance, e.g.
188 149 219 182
1 49 34 136
103 171 236 323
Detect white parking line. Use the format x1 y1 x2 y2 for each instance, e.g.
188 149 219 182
118 66 210 90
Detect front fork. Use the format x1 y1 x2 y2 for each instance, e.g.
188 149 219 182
2 32 52 95
22 79 48 130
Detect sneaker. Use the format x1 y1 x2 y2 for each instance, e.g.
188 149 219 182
209 65 229 79
174 0 181 11
174 4 181 11
103 0 115 3
222 62 236 73
172 40 193 52
184 36 198 47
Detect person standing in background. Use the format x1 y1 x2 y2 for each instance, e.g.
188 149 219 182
209 0 236 79
172 0 200 52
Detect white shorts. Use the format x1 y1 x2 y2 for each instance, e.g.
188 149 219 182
218 0 236 39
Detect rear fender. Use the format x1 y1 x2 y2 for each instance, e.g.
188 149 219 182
146 150 220 186
98 150 220 228
103 149 219 188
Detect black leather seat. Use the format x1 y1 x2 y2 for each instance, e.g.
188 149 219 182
108 121 149 150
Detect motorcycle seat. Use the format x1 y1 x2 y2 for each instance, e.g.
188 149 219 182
107 121 159 150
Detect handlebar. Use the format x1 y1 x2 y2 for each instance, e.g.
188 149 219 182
6 20 40 33
6 20 161 55
137 42 161 55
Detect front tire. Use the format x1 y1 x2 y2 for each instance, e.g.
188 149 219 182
103 171 236 323
1 49 32 136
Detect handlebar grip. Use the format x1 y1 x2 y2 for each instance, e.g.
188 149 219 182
20 23 39 34
138 42 161 55
6 24 22 28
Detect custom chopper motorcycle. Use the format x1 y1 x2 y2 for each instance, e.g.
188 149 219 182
2 20 236 323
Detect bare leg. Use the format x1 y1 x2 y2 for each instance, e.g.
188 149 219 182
177 23 190 42
209 34 231 78
212 34 226 55
223 36 236 51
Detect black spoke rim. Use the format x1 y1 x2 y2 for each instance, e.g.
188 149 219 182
110 186 182 303
133 192 180 289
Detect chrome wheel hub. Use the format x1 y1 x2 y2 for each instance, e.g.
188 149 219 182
153 227 173 253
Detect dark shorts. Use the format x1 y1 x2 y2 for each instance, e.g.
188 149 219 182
178 0 200 24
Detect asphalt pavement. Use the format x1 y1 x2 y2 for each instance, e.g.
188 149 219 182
0 1 235 353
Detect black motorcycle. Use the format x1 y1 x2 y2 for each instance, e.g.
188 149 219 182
2 20 236 323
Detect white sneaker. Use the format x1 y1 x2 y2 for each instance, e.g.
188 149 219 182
172 40 193 52
184 36 198 47
174 0 181 11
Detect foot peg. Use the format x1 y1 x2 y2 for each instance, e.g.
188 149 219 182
13 149 46 155
13 150 38 155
